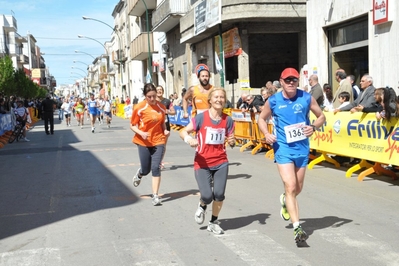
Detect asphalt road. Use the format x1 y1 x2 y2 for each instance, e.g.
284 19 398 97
0 114 398 266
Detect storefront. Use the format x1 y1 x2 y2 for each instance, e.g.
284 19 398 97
307 0 398 93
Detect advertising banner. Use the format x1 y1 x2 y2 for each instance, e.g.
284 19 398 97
310 111 399 165
168 106 192 126
214 27 242 58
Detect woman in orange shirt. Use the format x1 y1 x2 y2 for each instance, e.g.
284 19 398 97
130 83 170 206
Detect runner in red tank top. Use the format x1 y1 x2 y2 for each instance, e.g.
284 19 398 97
180 87 235 234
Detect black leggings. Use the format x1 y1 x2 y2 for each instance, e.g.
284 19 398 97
194 162 228 204
137 144 165 177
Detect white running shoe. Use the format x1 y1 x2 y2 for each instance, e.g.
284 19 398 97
207 221 224 235
194 203 205 224
152 194 162 206
132 168 142 187
23 137 30 142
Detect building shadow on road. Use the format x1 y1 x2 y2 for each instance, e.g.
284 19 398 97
0 127 139 240
200 213 270 231
285 216 353 236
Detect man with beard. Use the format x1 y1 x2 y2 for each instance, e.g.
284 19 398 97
182 65 213 118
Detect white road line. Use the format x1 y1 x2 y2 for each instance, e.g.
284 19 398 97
112 237 185 265
216 230 311 266
0 248 61 266
319 228 399 266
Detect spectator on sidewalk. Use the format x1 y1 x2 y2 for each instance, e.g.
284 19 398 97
41 95 56 135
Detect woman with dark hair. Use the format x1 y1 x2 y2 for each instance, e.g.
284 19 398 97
131 83 170 206
156 85 176 169
376 87 396 121
322 83 334 111
357 87 397 121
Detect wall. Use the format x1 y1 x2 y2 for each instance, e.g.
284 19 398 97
307 0 399 93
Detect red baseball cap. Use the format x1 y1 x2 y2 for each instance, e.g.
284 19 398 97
280 68 299 79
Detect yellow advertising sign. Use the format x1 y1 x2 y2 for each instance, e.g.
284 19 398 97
31 68 41 78
310 112 399 165
214 27 242 58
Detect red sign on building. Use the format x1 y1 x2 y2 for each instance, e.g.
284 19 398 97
373 0 388 25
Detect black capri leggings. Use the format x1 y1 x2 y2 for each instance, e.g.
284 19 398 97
194 162 228 205
137 144 165 177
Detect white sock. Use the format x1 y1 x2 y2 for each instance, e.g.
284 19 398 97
293 222 300 229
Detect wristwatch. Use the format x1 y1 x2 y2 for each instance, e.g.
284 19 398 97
311 125 317 132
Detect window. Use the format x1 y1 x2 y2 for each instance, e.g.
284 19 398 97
328 17 368 47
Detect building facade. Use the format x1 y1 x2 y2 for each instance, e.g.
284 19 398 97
307 0 399 93
151 0 307 103
0 14 55 93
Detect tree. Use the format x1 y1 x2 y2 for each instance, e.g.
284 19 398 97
0 56 15 96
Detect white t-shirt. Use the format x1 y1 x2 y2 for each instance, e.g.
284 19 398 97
104 101 111 112
61 102 72 114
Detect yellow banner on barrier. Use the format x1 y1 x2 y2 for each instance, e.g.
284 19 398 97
310 112 399 165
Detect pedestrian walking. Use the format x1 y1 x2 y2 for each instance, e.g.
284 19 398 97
131 83 170 206
258 68 326 244
179 87 235 235
41 94 56 135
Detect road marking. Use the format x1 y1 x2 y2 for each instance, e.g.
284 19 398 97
216 230 311 265
0 211 55 218
319 228 399 265
112 237 184 265
0 248 61 265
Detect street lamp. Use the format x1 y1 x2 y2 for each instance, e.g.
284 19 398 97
71 72 85 78
141 0 152 83
71 66 87 75
82 15 124 90
82 16 122 62
75 50 96 60
78 35 108 54
73 60 89 67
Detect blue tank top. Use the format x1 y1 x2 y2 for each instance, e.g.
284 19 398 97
88 99 97 114
269 90 312 156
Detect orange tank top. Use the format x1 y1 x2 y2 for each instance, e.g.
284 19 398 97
192 85 213 116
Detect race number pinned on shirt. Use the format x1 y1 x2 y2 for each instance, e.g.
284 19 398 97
284 122 306 143
205 127 226 145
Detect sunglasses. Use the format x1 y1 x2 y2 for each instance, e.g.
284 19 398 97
283 78 299 83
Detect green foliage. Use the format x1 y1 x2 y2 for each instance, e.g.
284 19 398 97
0 56 15 95
0 56 48 99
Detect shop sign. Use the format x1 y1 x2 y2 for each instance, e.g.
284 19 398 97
373 0 388 25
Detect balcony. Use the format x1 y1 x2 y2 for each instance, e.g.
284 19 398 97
130 32 155 61
152 0 189 32
180 0 306 44
127 0 157 16
17 54 29 64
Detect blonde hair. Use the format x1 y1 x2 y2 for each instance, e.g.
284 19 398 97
207 87 226 106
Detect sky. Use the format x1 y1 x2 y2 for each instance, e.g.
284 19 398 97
0 0 118 87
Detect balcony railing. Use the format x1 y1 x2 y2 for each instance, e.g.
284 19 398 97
152 0 189 32
127 0 157 16
130 32 155 61
17 54 29 64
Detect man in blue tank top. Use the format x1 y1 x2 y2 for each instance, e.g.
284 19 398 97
258 67 326 244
